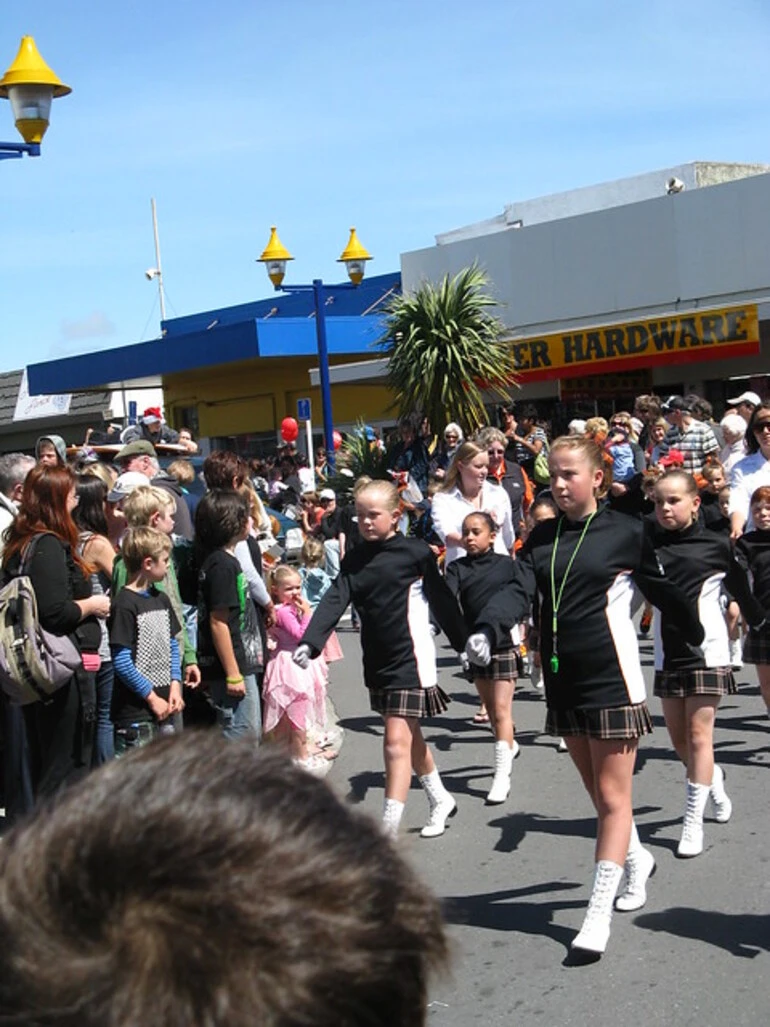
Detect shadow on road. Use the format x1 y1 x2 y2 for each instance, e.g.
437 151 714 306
487 811 597 853
634 907 770 958
442 881 583 951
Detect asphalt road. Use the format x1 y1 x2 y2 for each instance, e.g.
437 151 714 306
323 627 770 1027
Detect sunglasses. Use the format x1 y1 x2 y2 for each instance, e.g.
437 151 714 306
753 422 770 432
487 448 505 455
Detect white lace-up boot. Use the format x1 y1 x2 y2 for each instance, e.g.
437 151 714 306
677 780 710 857
571 860 624 954
419 769 457 838
729 635 743 669
382 798 405 840
709 764 732 823
615 823 656 912
486 741 514 804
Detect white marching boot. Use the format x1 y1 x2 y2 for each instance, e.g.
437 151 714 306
382 798 405 840
729 636 743 670
419 770 457 838
615 847 656 912
572 860 624 955
677 780 710 857
709 764 732 823
486 741 514 804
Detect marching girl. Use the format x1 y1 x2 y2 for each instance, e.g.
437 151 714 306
734 486 770 718
294 480 467 839
465 436 703 957
650 470 765 856
446 512 519 804
262 566 328 776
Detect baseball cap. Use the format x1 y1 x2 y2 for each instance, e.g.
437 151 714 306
107 472 148 503
319 488 335 501
116 439 157 462
664 396 692 413
727 390 761 407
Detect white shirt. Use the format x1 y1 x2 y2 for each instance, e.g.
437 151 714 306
728 451 770 532
431 482 515 567
719 439 747 477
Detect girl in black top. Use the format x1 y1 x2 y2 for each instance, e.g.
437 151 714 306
2 465 109 799
651 470 765 859
295 480 467 840
446 512 518 805
465 436 703 957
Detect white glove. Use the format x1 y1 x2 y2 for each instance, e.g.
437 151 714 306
465 633 492 667
293 644 312 670
460 652 471 674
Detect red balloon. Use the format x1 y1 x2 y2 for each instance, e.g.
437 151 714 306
332 430 343 451
280 416 299 443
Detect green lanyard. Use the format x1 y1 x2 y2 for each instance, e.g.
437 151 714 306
548 511 596 673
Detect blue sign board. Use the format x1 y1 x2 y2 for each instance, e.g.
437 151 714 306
297 398 312 421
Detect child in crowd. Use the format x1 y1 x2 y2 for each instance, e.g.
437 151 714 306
699 461 727 529
263 565 328 775
735 486 770 718
294 480 467 839
465 436 704 956
112 486 200 702
605 423 635 486
446 512 519 804
299 536 344 664
196 490 263 740
110 527 183 752
650 470 765 857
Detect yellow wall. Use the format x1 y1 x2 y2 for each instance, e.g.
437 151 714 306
163 356 395 436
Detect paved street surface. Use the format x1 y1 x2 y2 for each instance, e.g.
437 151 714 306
324 628 770 1027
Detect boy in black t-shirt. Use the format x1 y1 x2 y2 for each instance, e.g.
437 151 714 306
110 527 183 753
196 489 262 740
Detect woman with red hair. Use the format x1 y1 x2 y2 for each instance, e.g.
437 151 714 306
2 465 110 799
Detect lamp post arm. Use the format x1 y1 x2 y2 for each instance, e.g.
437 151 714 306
0 141 40 160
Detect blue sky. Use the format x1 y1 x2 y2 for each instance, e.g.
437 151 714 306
3 0 770 369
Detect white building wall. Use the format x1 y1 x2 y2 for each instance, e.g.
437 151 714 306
402 172 770 339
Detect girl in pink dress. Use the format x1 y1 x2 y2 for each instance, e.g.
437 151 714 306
263 566 327 774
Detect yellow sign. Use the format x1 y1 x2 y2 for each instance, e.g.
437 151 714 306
509 304 760 382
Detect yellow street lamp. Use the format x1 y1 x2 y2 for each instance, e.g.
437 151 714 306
0 35 71 160
258 226 373 468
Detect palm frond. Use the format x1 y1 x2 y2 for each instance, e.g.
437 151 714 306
376 263 517 435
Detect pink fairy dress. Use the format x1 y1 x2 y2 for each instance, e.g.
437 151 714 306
263 604 327 735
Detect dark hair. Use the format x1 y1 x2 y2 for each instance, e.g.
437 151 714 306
530 493 559 518
195 489 249 555
2 465 89 576
203 450 246 490
73 474 109 537
689 396 713 421
745 401 770 455
517 403 539 423
0 734 447 1027
462 511 496 534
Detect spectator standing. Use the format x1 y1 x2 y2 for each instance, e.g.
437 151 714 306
0 454 35 558
719 413 747 475
727 389 761 424
115 439 194 541
662 396 718 475
387 414 431 496
510 404 548 482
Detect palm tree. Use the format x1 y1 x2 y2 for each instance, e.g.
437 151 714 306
376 263 517 436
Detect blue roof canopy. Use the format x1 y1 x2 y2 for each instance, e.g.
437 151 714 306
27 272 399 395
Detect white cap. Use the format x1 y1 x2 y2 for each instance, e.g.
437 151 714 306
107 471 148 503
727 390 761 407
319 488 335 501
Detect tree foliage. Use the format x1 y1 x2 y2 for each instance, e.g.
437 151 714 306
376 264 517 436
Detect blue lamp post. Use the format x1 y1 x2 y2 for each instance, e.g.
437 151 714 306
0 36 71 161
258 226 372 471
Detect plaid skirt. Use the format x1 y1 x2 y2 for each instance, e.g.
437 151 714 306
473 647 519 682
653 667 736 698
743 625 770 665
545 702 653 740
369 685 450 719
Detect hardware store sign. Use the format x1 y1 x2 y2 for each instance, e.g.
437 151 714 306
510 304 759 382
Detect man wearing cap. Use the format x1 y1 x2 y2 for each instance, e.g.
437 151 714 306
664 395 719 475
115 440 194 540
727 390 761 424
120 407 180 446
